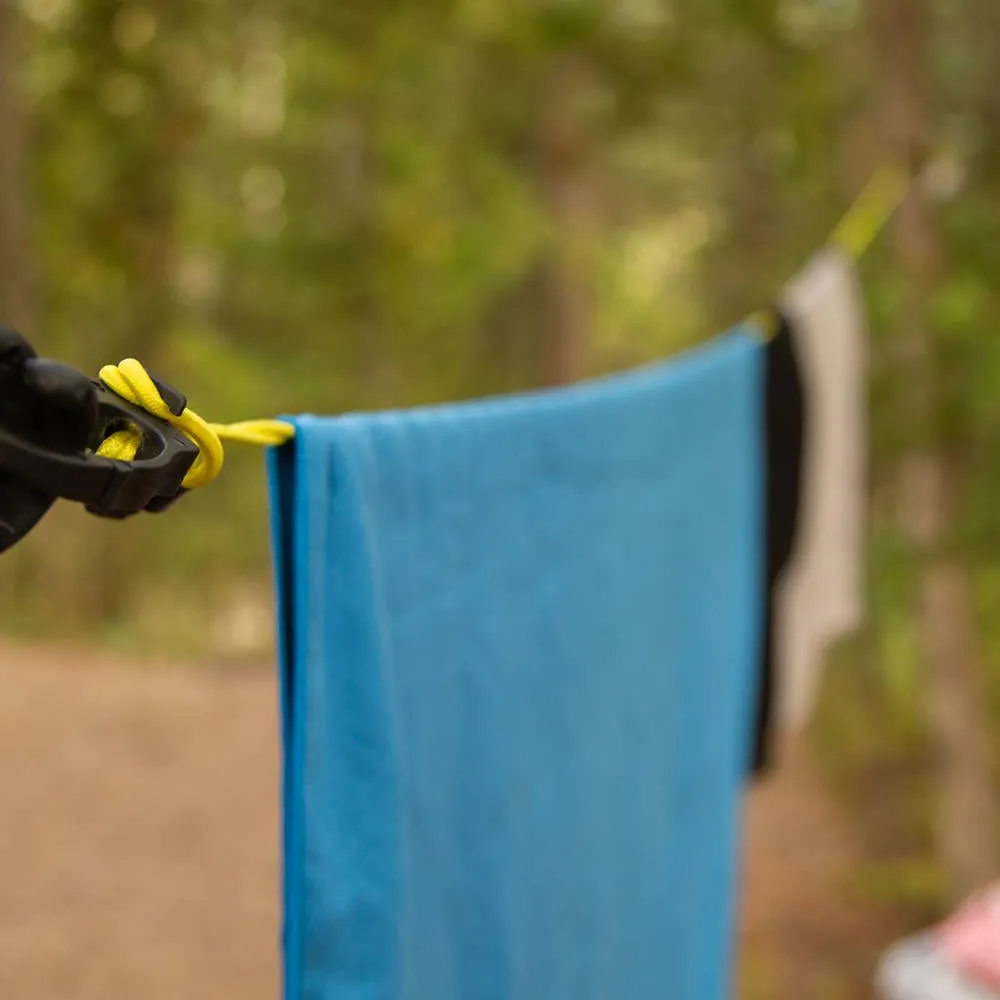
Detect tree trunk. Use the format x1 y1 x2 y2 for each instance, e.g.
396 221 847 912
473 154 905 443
534 53 594 386
0 0 34 332
76 0 190 625
871 0 998 901
0 0 41 615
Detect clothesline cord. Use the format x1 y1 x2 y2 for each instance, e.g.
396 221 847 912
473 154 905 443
749 158 918 340
95 149 949 490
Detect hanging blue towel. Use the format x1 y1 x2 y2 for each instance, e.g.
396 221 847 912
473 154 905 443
268 329 764 1000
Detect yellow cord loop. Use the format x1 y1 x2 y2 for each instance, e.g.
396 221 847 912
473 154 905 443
95 358 294 491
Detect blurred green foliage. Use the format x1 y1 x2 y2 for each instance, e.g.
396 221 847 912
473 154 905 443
0 4 999 860
0 0 853 638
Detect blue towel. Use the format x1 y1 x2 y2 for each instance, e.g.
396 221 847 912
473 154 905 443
268 329 764 1000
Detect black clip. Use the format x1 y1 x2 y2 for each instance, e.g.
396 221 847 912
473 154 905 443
0 328 199 553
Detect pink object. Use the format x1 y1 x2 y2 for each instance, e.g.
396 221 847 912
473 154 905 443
937 883 1000 992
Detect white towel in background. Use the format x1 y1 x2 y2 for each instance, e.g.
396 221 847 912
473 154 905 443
775 247 867 733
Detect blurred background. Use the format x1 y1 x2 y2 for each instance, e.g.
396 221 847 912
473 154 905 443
0 0 998 997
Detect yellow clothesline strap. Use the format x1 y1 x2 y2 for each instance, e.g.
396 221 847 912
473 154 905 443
749 157 918 340
829 160 911 259
94 151 952 491
96 358 294 490
208 419 297 447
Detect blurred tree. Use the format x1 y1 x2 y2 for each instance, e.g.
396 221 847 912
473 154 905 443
0 0 42 606
871 0 997 900
0 0 35 330
534 48 595 385
45 0 203 621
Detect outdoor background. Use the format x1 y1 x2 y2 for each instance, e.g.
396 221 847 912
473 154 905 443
1 0 998 997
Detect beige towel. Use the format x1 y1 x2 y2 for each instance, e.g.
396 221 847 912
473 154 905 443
775 247 867 732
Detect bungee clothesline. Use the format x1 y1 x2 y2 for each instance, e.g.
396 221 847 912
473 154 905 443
96 147 949 492
750 147 955 339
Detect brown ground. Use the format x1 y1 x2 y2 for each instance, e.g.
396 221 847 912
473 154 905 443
0 642 897 999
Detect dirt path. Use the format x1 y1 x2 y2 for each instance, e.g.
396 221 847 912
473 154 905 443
739 743 895 999
0 643 895 999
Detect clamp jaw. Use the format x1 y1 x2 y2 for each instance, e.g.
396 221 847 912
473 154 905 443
0 328 199 554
